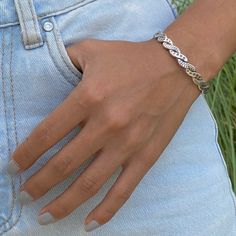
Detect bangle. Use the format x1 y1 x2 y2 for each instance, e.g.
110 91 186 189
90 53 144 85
153 31 210 94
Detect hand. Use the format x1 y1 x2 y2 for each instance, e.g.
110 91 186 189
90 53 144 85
7 38 200 231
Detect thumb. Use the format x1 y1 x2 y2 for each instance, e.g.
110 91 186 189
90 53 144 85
66 43 86 74
66 38 104 75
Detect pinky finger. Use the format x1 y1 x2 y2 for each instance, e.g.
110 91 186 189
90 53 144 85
84 95 190 232
84 149 155 232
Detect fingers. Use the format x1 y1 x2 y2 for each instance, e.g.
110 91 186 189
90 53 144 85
83 140 158 232
37 147 127 226
66 38 99 74
66 46 84 74
82 96 194 231
17 106 154 204
18 117 109 204
36 127 157 229
7 84 87 175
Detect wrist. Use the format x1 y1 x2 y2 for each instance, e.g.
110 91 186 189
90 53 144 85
160 0 236 83
145 38 202 96
163 27 220 83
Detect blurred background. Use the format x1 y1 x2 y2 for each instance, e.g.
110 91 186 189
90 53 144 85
172 0 236 193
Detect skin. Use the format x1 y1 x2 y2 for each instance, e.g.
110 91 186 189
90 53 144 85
7 0 236 231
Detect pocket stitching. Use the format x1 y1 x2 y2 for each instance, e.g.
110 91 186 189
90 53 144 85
52 22 82 79
45 37 76 87
0 27 22 235
44 17 82 87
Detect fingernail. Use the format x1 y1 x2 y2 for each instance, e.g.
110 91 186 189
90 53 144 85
84 220 101 232
38 212 57 225
7 160 20 175
18 191 33 205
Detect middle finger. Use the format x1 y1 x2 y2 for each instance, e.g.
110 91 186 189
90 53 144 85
18 117 108 204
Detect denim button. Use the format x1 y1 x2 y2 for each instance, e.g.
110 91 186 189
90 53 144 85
43 21 54 32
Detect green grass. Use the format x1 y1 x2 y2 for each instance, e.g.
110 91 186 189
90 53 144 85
172 0 236 193
207 55 236 193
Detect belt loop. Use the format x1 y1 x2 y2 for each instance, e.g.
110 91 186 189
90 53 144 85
14 0 44 50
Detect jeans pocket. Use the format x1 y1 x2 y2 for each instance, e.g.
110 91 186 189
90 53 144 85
42 16 83 87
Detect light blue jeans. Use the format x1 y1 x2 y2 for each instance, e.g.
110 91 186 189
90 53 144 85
0 0 235 235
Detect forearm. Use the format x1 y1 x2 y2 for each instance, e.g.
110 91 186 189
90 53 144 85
163 0 236 82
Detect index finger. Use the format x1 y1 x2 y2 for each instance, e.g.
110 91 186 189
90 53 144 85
7 85 87 175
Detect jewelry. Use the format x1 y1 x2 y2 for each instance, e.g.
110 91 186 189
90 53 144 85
153 31 210 94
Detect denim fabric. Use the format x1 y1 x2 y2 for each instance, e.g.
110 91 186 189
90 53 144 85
0 0 235 235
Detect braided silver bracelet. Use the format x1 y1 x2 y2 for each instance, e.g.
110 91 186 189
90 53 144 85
153 31 210 94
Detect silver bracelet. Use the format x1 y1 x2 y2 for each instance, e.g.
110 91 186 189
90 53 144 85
153 31 210 94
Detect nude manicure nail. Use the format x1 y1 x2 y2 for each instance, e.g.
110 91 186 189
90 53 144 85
38 212 57 225
18 191 33 205
84 220 101 232
7 160 20 175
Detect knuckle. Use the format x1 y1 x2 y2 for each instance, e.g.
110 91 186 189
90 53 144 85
124 126 143 150
114 186 132 202
19 139 36 165
50 157 73 177
82 86 104 105
25 180 47 198
11 135 36 169
104 108 129 130
80 175 100 195
125 136 139 150
103 208 115 221
53 202 72 218
35 123 52 147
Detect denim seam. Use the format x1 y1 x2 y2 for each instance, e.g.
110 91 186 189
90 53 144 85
17 0 30 46
52 29 78 78
0 29 14 229
0 28 23 235
16 0 43 49
202 95 236 222
28 0 40 45
45 37 77 87
0 29 11 226
8 26 23 231
164 0 178 20
44 18 82 86
51 18 82 80
26 0 43 49
25 42 42 49
0 28 15 235
0 0 98 28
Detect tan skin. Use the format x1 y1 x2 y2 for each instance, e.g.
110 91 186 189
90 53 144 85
7 0 236 231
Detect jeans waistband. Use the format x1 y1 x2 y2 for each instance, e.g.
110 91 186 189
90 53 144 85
0 0 97 49
0 0 97 28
